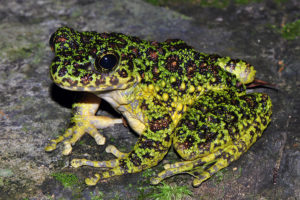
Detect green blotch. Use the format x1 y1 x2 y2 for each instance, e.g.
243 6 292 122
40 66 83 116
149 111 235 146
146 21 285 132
144 0 230 8
90 191 104 200
138 183 192 200
6 42 45 63
71 8 82 18
142 168 155 178
216 57 231 68
7 47 32 61
144 0 161 6
0 168 13 177
234 0 262 4
0 177 4 187
145 0 269 8
282 19 300 40
51 172 80 188
211 168 227 185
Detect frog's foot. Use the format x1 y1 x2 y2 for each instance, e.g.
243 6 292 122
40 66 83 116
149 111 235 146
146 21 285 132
45 115 122 155
151 133 258 187
149 154 215 186
70 158 125 185
82 159 138 186
105 145 127 158
71 158 119 168
71 145 127 168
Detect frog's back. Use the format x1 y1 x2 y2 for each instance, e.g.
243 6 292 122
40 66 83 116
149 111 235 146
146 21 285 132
131 39 250 118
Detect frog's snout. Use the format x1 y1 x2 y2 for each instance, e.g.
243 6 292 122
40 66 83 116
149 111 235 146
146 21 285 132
49 26 78 53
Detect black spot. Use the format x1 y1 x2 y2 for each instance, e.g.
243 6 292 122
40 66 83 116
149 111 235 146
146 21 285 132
165 55 182 73
118 69 128 78
146 48 159 62
51 64 59 74
95 76 106 86
58 67 67 77
130 36 142 44
119 159 129 172
138 136 167 153
149 115 171 132
143 152 154 159
183 135 196 149
80 73 93 85
127 60 134 71
109 76 119 85
128 153 142 167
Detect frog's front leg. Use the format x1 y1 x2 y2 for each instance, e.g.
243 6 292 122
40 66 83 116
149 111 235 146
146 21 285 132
45 93 123 155
72 104 174 185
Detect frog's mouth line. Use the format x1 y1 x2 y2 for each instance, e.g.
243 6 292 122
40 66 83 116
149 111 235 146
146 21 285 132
51 68 137 92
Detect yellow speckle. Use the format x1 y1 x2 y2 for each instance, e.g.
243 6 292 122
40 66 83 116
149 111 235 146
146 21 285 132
171 102 175 107
177 103 183 111
197 86 203 92
148 84 154 91
187 98 194 105
160 80 166 88
155 85 160 91
189 85 195 93
170 76 176 83
162 93 169 101
179 82 186 90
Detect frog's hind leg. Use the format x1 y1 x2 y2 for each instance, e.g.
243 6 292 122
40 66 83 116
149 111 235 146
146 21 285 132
151 139 249 187
151 90 272 186
45 93 123 155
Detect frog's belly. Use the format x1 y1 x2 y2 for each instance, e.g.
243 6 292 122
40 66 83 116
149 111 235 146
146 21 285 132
99 92 146 135
117 105 145 135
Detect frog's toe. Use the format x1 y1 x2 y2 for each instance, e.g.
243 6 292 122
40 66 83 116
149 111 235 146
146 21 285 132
150 176 163 185
71 158 86 168
70 158 119 168
93 132 106 145
62 141 73 155
192 178 204 187
105 145 127 158
85 173 100 186
44 140 58 152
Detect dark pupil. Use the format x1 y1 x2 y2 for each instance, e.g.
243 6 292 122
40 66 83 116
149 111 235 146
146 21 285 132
99 54 117 69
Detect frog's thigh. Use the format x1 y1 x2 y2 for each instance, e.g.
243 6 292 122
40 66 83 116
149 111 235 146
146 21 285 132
152 91 272 186
152 138 250 186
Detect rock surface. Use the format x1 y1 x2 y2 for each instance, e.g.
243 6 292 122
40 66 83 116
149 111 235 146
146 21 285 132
0 0 299 199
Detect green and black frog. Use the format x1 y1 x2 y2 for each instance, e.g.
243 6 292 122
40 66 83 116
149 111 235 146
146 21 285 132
45 27 272 186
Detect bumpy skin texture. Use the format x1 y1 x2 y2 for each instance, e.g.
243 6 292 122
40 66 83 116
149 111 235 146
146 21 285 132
46 27 272 186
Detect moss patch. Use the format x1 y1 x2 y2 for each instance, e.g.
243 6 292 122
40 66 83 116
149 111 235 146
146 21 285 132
282 19 300 40
51 172 80 188
144 0 279 8
138 182 192 200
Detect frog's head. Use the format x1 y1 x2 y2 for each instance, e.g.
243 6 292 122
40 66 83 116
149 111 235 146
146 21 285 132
49 26 139 92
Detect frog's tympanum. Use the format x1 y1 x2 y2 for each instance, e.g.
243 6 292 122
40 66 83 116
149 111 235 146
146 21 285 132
46 27 272 186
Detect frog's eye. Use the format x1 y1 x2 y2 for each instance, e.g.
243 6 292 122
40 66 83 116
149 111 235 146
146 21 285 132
95 53 119 72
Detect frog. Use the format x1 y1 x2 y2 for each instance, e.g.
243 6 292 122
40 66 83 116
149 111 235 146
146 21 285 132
45 26 272 186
